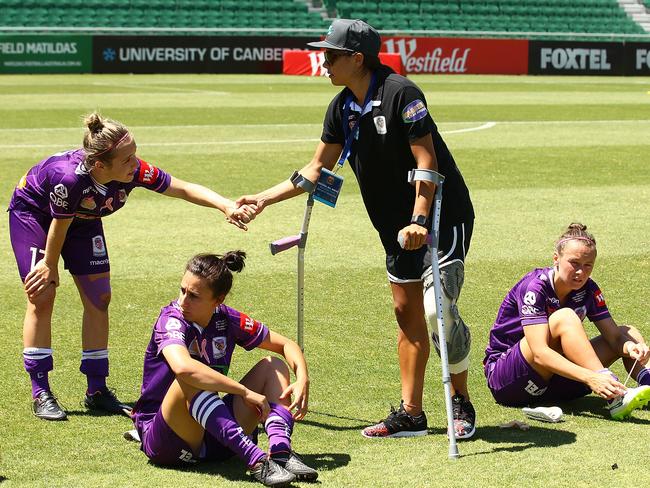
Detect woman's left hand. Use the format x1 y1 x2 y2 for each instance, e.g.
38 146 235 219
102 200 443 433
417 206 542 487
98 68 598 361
627 341 650 365
279 379 309 420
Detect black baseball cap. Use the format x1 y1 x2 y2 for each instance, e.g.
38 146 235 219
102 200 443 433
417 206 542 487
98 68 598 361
307 19 381 56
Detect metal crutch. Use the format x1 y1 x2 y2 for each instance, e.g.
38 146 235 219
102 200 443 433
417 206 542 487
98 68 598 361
400 168 459 459
268 178 316 351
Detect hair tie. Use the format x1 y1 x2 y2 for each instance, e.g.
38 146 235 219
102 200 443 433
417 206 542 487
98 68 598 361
94 132 130 158
557 236 594 247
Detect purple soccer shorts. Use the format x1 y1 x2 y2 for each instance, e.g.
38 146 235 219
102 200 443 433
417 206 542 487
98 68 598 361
485 342 590 406
9 210 110 281
139 394 257 466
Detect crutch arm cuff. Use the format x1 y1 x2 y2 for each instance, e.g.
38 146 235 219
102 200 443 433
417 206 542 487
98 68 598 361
407 169 445 186
290 171 316 193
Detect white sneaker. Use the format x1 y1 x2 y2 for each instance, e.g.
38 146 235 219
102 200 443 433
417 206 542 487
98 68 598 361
608 385 650 420
123 429 141 442
522 406 563 423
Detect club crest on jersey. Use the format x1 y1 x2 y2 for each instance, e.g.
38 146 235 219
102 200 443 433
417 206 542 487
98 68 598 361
574 306 587 320
239 313 260 335
138 161 159 184
92 235 107 257
80 196 97 210
54 183 68 199
373 115 387 134
401 99 428 123
594 289 606 307
117 189 127 203
213 337 227 359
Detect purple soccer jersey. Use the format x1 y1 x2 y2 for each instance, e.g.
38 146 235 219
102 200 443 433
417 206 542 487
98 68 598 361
8 148 171 219
484 267 611 365
132 302 269 432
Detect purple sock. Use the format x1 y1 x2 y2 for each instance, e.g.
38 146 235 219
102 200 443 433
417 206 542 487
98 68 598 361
23 347 53 398
80 349 109 394
189 391 265 467
636 368 650 386
265 403 294 457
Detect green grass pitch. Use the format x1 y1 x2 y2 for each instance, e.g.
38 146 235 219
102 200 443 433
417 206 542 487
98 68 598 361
0 73 649 487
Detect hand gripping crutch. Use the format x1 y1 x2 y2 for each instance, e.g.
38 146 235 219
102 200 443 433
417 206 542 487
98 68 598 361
403 168 459 460
268 178 316 351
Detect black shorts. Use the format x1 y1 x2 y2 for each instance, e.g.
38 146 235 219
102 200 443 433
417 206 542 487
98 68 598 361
385 221 473 282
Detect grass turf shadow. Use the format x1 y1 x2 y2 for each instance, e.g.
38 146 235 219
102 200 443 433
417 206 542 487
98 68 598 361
297 409 374 432
64 408 133 419
457 424 577 457
555 395 650 424
151 452 351 484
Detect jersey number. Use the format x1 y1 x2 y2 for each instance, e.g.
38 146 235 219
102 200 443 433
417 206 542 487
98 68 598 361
29 247 45 271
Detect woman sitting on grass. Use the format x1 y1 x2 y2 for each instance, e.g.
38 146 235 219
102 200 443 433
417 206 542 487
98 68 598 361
484 223 650 418
131 251 317 487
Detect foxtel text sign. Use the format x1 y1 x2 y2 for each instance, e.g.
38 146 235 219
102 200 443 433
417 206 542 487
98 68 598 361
382 37 528 74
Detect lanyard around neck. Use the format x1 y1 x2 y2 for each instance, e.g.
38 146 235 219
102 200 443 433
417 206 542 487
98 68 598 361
335 72 377 174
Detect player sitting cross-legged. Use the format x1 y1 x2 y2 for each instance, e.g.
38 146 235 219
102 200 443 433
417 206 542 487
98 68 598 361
130 251 317 487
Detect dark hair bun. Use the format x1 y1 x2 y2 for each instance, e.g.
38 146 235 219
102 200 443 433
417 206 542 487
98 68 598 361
567 222 587 232
224 250 246 273
84 112 104 134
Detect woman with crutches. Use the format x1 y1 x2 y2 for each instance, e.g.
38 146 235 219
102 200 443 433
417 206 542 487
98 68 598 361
237 19 476 440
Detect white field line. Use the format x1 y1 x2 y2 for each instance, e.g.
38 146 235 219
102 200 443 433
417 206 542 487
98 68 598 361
1 119 648 134
2 119 650 149
90 82 230 95
444 122 496 134
0 121 496 149
0 138 320 149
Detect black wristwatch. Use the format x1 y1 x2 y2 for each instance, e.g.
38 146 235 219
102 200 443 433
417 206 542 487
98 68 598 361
411 214 428 227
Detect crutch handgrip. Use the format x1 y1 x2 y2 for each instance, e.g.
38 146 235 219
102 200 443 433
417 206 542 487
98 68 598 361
398 233 433 249
269 235 301 255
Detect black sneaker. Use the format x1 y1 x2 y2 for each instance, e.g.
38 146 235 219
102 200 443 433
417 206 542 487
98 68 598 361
32 390 67 421
84 387 131 416
452 394 476 439
249 456 296 487
272 451 318 481
362 401 428 438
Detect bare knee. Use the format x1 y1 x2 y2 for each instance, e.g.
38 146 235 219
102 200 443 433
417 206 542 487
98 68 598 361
260 355 290 380
548 308 581 334
27 286 56 310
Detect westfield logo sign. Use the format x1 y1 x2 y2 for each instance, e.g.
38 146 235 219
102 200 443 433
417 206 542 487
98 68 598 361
384 38 470 73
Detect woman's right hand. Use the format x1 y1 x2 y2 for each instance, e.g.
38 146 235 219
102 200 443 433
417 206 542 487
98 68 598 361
586 371 626 400
243 388 270 421
24 260 59 298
